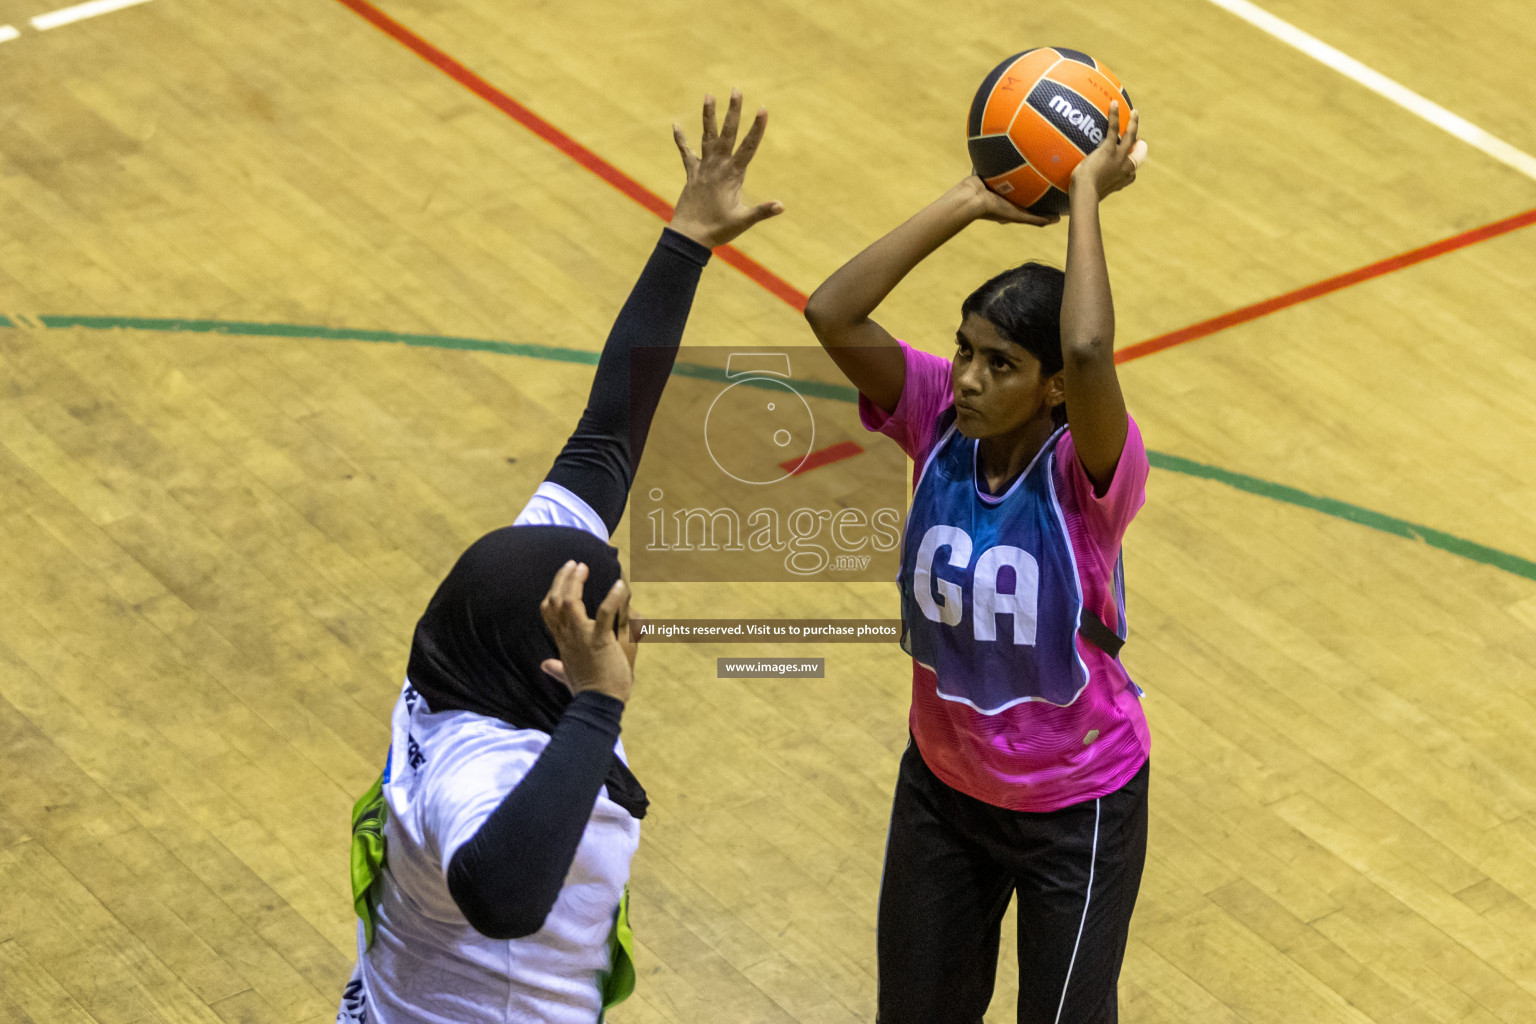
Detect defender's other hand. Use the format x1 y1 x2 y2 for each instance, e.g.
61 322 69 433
539 561 637 705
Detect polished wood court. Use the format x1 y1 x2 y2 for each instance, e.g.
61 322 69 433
1 0 1534 1021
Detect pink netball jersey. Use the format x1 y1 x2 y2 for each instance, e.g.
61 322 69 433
861 341 1150 812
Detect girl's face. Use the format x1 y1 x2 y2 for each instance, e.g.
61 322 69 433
951 314 1063 439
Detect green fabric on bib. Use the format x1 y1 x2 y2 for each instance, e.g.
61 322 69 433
350 768 639 1017
600 886 637 1016
350 773 388 948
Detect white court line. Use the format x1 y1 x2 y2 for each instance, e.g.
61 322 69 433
31 0 153 31
1205 0 1536 182
0 25 19 42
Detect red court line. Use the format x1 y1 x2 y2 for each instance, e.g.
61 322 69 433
781 440 864 476
1116 207 1536 363
333 0 1535 358
331 0 808 311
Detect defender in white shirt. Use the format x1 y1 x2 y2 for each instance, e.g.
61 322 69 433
335 90 783 1024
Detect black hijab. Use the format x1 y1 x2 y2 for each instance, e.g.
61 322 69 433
406 524 648 819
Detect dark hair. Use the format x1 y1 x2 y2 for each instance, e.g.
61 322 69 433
959 261 1067 425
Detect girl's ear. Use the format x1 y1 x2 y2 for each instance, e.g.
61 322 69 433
1045 369 1067 410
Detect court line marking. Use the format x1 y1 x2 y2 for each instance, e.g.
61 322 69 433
329 0 807 312
328 0 1536 364
1116 206 1536 362
1145 451 1536 581
4 313 1532 584
0 25 19 42
1205 0 1536 181
781 440 865 476
32 0 153 31
7 6 1521 575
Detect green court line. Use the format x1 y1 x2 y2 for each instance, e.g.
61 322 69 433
1146 452 1536 581
10 314 1533 583
32 315 864 401
35 314 603 366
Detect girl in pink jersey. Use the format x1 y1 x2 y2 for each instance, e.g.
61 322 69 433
805 104 1148 1023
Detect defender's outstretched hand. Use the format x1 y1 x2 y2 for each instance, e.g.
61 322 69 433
1070 101 1146 201
539 561 637 705
669 90 784 249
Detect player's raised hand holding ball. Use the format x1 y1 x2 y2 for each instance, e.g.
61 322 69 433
1070 101 1146 201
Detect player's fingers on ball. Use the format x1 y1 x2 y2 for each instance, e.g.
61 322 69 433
1008 202 1046 225
981 190 1011 213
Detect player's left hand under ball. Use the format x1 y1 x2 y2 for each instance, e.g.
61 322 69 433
958 174 1060 226
669 89 785 249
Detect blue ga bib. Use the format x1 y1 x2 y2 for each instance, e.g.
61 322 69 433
899 415 1090 711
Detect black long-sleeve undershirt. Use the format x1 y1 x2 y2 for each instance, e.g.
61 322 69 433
446 690 624 940
443 229 708 940
546 227 711 533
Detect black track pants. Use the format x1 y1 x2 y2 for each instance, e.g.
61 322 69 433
877 743 1149 1024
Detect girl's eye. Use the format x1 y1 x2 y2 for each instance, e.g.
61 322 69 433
991 357 1009 370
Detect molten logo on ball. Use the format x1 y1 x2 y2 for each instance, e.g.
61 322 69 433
1046 94 1104 146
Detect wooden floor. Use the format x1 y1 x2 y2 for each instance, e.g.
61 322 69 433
1 0 1534 1021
